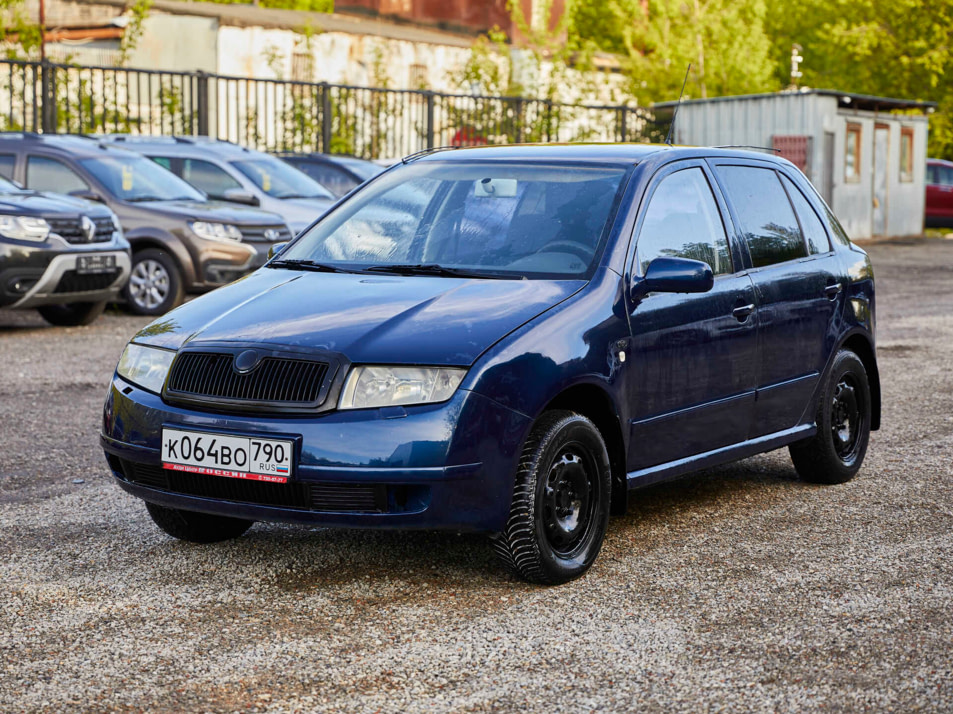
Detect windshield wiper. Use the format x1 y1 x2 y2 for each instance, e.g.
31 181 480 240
126 195 167 202
362 263 507 279
268 259 355 274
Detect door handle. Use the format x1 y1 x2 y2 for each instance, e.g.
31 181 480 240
732 303 755 321
825 283 843 299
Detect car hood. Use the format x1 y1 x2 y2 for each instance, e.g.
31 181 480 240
274 197 335 233
0 190 111 217
135 268 585 366
127 199 287 226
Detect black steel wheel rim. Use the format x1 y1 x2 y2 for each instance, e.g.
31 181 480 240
542 442 597 556
831 374 863 463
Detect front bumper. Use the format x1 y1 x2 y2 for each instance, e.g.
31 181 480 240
10 249 131 308
101 377 531 532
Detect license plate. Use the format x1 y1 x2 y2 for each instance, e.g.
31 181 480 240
76 255 116 274
160 428 293 484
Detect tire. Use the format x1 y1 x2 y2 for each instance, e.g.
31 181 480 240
789 349 871 484
145 501 253 544
123 248 184 315
491 410 612 585
37 300 107 326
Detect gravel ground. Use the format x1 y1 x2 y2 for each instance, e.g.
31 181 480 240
1 238 952 713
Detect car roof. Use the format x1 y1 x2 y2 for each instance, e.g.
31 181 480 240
0 131 143 159
99 135 265 160
412 142 792 167
927 158 953 167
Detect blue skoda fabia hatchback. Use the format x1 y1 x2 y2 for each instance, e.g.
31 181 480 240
102 144 879 584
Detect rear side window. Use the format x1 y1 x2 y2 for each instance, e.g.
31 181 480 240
780 174 831 254
636 167 732 276
180 159 243 199
292 161 357 197
26 156 89 194
0 154 14 180
717 165 806 268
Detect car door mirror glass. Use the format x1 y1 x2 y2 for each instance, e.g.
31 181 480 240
268 241 289 260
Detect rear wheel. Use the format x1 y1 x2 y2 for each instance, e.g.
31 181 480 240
789 349 871 484
145 502 253 543
124 248 184 315
491 410 611 585
37 300 107 326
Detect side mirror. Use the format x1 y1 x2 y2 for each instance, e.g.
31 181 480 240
632 257 714 300
223 188 260 207
267 241 289 260
69 189 104 203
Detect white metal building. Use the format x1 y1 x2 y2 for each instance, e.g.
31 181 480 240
656 90 936 239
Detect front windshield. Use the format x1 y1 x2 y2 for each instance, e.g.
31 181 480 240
79 155 205 202
280 160 630 279
231 158 334 200
336 157 384 181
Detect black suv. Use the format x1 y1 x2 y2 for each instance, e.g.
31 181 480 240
0 172 130 325
0 134 294 315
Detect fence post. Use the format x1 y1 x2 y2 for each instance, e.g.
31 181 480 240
196 72 210 136
321 83 332 153
514 98 524 143
619 107 628 143
425 91 435 148
40 61 57 133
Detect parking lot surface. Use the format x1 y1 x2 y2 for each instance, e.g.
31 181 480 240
2 238 952 713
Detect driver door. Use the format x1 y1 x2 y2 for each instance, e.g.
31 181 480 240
625 162 759 470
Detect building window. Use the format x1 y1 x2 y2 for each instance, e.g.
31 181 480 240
845 123 862 183
900 127 914 182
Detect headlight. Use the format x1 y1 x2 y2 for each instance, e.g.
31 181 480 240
339 365 466 410
190 221 242 242
116 343 176 394
0 215 50 242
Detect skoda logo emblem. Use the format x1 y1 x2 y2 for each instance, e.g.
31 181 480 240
233 349 261 373
80 215 96 242
264 228 281 242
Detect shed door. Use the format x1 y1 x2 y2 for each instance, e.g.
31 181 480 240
872 125 889 235
821 131 835 205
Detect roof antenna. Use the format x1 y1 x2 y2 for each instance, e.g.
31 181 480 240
664 63 692 146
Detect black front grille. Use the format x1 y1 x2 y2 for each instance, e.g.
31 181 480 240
166 351 330 407
241 225 293 242
121 460 387 512
53 269 121 293
47 216 115 244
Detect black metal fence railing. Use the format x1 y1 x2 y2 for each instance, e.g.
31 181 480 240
0 59 666 158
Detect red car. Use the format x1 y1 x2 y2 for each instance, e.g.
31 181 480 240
926 158 953 227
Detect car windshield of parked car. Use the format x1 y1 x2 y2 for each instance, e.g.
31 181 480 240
79 154 205 202
280 161 630 279
335 157 384 181
231 158 334 200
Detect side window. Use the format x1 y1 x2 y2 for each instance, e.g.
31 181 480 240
941 166 953 187
151 156 172 171
780 174 831 254
180 159 242 199
296 163 356 197
716 165 807 268
0 154 15 180
635 167 732 276
26 156 89 193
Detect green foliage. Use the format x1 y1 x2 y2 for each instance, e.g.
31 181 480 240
1 0 42 59
117 0 153 67
197 0 332 10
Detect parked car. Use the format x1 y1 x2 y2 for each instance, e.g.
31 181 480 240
0 172 130 325
102 144 879 584
0 133 294 315
926 157 953 227
100 136 336 234
275 152 384 198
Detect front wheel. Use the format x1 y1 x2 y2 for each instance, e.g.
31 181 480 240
789 349 871 484
124 248 184 315
145 502 253 543
491 410 611 585
37 300 107 326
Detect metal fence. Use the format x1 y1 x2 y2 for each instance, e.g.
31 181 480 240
0 59 666 158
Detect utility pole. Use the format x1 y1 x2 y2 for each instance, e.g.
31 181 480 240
39 0 46 61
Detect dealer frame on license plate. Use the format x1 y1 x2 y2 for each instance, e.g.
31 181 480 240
76 254 116 275
161 428 294 483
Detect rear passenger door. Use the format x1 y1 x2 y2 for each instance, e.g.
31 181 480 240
711 160 846 437
626 162 759 470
